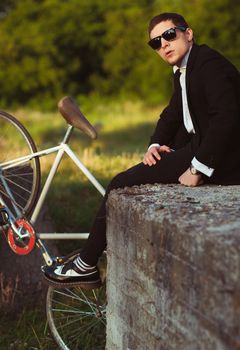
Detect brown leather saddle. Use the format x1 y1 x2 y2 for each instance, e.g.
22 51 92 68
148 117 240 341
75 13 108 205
58 96 97 140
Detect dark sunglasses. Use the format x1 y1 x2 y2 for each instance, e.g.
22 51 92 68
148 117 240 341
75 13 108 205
148 26 187 50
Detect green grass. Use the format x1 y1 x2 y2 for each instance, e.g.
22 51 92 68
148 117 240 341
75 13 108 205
1 100 163 349
0 309 57 350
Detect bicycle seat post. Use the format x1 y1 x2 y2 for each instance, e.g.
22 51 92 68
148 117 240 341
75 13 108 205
62 125 74 144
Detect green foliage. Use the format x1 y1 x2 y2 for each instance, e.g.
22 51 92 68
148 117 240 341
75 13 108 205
0 0 238 109
0 0 107 107
0 0 16 13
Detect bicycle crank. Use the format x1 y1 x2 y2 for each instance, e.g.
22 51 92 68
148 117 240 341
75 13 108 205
7 219 36 255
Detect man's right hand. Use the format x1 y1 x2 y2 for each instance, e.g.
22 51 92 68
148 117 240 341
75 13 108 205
143 145 173 166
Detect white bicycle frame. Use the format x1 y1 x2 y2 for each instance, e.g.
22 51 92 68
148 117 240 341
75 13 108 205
0 124 105 265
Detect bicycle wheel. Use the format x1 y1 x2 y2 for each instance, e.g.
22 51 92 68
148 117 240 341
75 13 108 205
46 283 106 350
0 111 41 217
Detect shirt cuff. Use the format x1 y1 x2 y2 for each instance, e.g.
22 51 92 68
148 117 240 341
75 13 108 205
191 157 214 177
148 143 160 151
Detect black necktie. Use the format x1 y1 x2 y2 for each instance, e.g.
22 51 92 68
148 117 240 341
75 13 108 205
173 69 183 112
173 69 181 92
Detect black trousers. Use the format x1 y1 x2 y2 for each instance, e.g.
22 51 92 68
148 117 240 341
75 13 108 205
80 141 196 265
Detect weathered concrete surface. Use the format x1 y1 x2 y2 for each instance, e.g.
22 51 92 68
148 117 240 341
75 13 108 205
106 184 240 350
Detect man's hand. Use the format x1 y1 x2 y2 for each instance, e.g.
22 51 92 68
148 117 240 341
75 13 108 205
143 145 172 166
178 168 204 187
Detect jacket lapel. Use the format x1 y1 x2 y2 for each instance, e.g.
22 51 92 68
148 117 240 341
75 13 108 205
185 43 201 136
186 43 200 92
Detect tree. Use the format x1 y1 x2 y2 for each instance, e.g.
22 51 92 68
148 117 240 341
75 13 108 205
0 0 107 107
0 0 238 108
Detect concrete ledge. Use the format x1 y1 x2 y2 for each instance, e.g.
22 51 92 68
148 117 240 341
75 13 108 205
106 184 240 350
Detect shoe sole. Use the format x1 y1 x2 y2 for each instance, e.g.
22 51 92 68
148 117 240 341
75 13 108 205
43 274 103 290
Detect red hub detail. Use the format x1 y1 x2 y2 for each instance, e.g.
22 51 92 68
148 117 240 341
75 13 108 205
7 219 36 255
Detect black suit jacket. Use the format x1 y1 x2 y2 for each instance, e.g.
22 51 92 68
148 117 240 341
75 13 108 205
150 43 240 183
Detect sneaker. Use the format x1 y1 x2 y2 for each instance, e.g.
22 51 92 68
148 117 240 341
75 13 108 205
42 260 102 289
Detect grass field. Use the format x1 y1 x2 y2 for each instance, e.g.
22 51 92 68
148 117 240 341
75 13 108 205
0 100 163 349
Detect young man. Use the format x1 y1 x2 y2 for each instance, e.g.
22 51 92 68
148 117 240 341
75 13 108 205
43 13 240 288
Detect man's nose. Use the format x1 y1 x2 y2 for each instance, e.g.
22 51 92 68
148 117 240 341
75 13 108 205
161 37 169 48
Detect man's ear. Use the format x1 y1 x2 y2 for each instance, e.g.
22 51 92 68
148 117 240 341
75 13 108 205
186 28 194 42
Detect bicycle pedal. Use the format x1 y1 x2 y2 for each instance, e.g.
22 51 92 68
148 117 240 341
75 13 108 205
0 208 9 226
55 256 65 264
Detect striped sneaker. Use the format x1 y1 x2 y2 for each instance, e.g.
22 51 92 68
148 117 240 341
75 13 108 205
42 259 102 289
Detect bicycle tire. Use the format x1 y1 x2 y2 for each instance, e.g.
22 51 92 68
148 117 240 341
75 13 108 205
46 283 106 350
0 111 41 217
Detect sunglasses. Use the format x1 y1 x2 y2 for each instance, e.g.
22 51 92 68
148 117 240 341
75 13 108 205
148 26 187 50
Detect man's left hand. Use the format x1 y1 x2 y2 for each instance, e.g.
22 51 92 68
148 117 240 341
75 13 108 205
178 168 204 187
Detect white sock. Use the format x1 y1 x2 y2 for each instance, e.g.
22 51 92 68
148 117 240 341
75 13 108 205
74 256 95 272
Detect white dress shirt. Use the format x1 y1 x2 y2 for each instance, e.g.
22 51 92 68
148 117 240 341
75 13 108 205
149 47 214 177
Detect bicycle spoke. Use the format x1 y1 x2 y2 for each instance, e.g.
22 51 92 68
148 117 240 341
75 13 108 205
47 281 106 349
51 295 104 317
5 172 34 184
0 111 40 217
0 187 27 211
53 290 101 307
56 288 103 310
79 289 98 314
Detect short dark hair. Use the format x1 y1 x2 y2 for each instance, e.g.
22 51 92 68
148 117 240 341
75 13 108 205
148 13 189 35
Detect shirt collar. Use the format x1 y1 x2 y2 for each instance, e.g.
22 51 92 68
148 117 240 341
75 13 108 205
173 45 192 73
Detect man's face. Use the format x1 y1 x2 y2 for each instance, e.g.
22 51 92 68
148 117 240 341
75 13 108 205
149 20 193 66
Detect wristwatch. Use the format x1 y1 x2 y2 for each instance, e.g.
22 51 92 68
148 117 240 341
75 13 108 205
190 164 201 175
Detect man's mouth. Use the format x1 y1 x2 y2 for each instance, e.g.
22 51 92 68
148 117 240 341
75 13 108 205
165 50 173 57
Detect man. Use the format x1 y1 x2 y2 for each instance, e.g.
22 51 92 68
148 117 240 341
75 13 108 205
43 13 240 288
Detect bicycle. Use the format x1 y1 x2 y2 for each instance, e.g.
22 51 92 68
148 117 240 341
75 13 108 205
0 96 107 350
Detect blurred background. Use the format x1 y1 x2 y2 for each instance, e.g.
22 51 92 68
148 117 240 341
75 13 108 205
0 1 239 349
0 0 239 109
